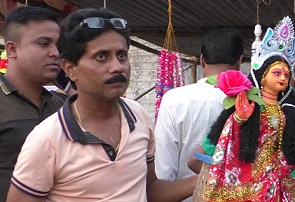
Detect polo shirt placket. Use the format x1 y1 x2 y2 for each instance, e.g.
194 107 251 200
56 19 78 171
58 95 137 161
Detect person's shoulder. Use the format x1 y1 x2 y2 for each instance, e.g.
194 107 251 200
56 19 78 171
26 112 64 148
168 78 211 93
162 78 221 101
120 97 149 115
30 112 60 136
161 83 197 98
119 97 150 123
38 111 60 127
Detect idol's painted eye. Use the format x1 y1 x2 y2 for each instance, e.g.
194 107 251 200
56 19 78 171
272 71 282 76
284 73 290 79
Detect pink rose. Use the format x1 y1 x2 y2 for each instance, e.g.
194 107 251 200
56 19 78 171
215 70 252 97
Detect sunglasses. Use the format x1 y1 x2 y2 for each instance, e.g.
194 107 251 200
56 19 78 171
79 17 127 30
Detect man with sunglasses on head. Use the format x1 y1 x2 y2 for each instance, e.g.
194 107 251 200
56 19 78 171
6 8 197 202
0 6 64 202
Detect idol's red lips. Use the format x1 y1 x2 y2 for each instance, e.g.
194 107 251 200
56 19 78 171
278 82 285 86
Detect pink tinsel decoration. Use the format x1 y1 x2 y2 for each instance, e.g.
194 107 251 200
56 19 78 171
155 50 185 124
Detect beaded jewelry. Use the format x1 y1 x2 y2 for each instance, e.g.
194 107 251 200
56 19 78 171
265 103 282 130
252 103 284 181
155 50 185 124
259 60 285 170
264 103 284 169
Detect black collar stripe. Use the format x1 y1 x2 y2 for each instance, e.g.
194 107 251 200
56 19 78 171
58 107 75 141
118 99 136 133
119 99 137 123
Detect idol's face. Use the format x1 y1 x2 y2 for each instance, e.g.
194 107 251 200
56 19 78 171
264 63 290 94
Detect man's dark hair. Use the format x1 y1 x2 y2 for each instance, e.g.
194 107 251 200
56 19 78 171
58 8 130 66
3 6 59 43
201 28 244 65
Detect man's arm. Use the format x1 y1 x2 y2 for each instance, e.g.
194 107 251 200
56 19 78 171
187 145 206 174
6 185 43 202
147 161 198 202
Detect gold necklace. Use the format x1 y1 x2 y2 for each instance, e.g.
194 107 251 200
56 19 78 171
115 143 120 152
74 100 120 153
264 103 281 130
264 103 284 170
74 100 82 124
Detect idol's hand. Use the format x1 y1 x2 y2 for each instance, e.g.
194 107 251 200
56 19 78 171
235 91 255 120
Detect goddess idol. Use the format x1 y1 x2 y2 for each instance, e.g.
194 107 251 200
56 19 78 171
188 16 295 201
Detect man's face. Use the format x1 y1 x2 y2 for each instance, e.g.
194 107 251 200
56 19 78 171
16 20 60 85
73 30 130 100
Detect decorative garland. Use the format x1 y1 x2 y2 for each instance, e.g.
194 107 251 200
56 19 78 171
0 50 8 74
155 0 185 124
155 50 185 124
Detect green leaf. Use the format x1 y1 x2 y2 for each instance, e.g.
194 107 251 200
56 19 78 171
247 94 265 105
223 96 236 110
206 75 219 86
246 87 260 95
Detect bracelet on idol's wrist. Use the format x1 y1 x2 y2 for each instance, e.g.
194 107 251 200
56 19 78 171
233 112 248 124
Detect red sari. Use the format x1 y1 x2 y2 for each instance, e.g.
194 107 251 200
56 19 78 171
204 110 295 202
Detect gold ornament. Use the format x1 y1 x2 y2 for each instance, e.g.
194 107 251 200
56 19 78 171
264 103 284 170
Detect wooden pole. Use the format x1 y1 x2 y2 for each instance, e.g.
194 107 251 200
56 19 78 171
191 162 210 202
191 64 196 83
190 56 198 83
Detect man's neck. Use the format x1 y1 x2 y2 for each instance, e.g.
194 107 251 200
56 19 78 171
4 73 44 108
203 63 239 77
76 95 121 120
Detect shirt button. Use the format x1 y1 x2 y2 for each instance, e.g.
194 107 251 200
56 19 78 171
109 151 114 156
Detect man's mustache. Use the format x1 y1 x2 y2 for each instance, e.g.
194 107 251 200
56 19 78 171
105 74 127 84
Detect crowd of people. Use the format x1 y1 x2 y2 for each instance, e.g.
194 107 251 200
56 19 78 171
0 5 295 202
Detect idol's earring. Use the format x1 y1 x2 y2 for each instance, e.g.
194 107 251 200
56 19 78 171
282 88 285 97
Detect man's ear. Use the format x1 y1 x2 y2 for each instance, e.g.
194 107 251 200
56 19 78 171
200 54 206 69
235 55 243 70
61 59 77 82
5 41 17 59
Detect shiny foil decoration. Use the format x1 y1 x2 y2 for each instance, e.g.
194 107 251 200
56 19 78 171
155 50 185 124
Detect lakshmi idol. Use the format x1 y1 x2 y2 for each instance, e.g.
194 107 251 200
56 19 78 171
188 16 295 201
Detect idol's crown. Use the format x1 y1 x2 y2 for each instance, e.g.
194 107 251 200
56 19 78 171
251 16 295 77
